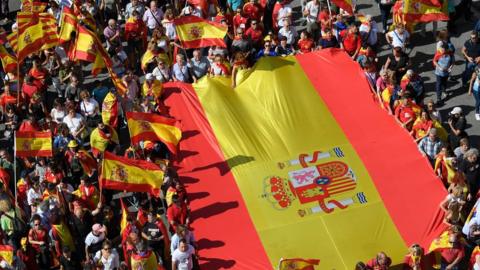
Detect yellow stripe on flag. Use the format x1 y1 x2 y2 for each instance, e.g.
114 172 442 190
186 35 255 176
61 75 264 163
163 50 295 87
127 118 181 145
192 56 407 268
176 21 227 42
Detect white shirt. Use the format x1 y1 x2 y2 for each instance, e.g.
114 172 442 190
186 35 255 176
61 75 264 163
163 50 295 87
143 8 164 29
304 1 320 23
277 5 292 27
50 108 66 123
387 29 410 49
172 245 195 270
278 26 298 45
85 231 105 247
94 249 120 270
62 113 84 134
27 188 42 206
80 98 99 117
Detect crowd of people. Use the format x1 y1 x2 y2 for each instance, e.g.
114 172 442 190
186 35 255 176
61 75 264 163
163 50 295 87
0 0 477 268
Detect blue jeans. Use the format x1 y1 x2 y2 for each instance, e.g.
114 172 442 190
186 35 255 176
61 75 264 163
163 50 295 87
436 75 448 101
474 90 480 114
463 61 477 86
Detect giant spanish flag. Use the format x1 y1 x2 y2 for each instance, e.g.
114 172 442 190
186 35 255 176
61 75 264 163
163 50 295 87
403 0 449 22
161 49 447 268
126 112 182 154
174 16 227 48
15 131 52 157
101 152 164 196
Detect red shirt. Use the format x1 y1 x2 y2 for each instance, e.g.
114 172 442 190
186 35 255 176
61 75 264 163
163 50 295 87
366 257 392 270
166 202 188 231
440 245 465 263
28 228 47 252
319 11 332 30
402 254 431 270
395 105 415 124
22 83 39 100
245 27 263 44
233 14 248 30
298 38 315 53
340 30 361 55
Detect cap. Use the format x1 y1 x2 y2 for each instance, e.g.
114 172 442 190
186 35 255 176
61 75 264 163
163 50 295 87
67 140 78 148
92 223 106 233
145 73 154 81
451 107 462 115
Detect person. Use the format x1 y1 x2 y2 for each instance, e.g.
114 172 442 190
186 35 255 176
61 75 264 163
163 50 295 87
28 214 50 268
454 138 470 159
188 49 210 83
340 24 361 59
256 39 277 59
418 128 443 166
130 241 159 269
458 148 480 200
439 233 465 270
384 47 411 84
167 195 190 233
125 0 145 18
434 42 454 104
318 28 339 49
448 107 467 149
278 19 298 46
462 31 480 87
303 0 320 40
386 24 410 51
172 238 195 270
85 223 107 262
245 19 264 48
469 64 480 120
143 0 164 35
275 36 294 56
79 90 100 128
365 252 392 270
412 111 433 142
93 240 120 270
359 14 379 49
170 225 196 255
141 211 165 262
103 19 121 50
59 245 81 270
378 0 394 33
402 244 429 269
400 70 424 104
394 97 416 131
152 59 172 83
62 107 86 142
172 54 191 83
231 52 249 88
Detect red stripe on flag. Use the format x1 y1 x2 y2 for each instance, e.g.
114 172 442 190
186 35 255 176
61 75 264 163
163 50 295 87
296 49 447 248
162 82 272 269
16 150 52 157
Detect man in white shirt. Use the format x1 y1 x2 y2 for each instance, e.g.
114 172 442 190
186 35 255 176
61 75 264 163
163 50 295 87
277 2 292 28
172 239 195 270
385 24 410 50
278 19 298 46
143 0 164 35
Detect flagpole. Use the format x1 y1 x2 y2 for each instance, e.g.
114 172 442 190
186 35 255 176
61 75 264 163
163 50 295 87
15 20 19 107
13 131 17 214
326 0 332 17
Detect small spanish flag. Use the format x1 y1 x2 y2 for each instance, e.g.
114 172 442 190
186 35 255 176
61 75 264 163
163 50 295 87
0 44 16 73
0 245 13 265
15 12 58 61
15 131 52 157
100 152 164 196
70 25 97 62
141 49 157 71
102 92 119 128
174 15 227 48
279 258 320 270
403 0 449 22
90 125 119 157
58 6 77 43
126 112 182 154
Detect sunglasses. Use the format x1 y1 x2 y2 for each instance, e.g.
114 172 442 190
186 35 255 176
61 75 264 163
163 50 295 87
103 247 112 250
34 223 40 226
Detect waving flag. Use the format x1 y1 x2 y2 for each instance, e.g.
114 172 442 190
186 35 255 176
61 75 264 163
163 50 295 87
59 6 77 43
70 25 97 62
0 245 13 265
174 16 227 48
164 49 447 268
403 0 449 22
330 0 353 14
102 92 119 128
126 112 182 154
15 131 52 157
0 45 16 73
100 152 164 196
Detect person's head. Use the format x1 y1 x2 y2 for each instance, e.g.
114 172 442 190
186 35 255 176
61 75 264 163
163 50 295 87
150 0 157 10
108 19 116 29
437 29 448 42
248 20 257 30
193 49 201 60
176 54 185 64
471 31 478 42
236 27 244 37
409 244 423 256
459 138 470 152
300 30 309 40
62 246 71 257
102 240 112 254
284 19 291 28
92 223 106 236
79 90 90 101
179 238 188 252
450 106 462 117
264 40 271 50
348 24 357 34
74 207 84 218
147 211 156 223
355 262 367 270
396 23 405 34
376 252 388 265
131 10 139 19
131 0 138 5
97 121 106 130
214 54 223 63
32 214 42 229
465 148 479 163
176 224 187 237
428 128 438 140
280 36 288 46
420 110 430 121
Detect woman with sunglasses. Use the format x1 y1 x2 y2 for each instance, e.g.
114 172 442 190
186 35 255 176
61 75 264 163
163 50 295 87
93 240 120 270
402 244 430 269
28 214 50 268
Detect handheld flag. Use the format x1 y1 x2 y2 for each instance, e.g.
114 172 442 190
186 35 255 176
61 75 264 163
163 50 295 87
126 112 182 154
102 92 119 128
15 131 52 157
0 45 17 73
58 6 78 43
70 25 97 62
100 152 165 196
174 16 227 48
403 0 449 22
0 245 13 265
